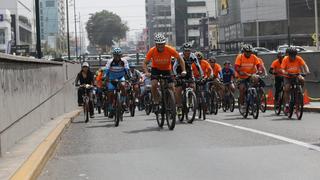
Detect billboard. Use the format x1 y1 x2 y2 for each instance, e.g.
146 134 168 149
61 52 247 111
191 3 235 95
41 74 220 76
220 0 229 15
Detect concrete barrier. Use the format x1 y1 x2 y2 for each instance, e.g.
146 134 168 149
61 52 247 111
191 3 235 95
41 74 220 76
0 53 80 155
215 52 320 98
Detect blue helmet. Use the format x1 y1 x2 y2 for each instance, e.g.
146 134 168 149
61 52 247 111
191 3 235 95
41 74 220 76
112 47 122 55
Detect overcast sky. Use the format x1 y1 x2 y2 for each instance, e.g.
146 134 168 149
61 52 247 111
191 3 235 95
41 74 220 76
73 0 146 41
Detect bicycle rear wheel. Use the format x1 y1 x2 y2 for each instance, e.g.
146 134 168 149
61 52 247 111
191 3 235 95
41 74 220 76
274 91 283 116
295 91 304 120
211 91 219 115
144 92 152 115
165 90 176 130
186 91 197 123
229 94 235 112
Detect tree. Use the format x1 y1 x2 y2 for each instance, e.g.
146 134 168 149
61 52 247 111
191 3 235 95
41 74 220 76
86 10 129 52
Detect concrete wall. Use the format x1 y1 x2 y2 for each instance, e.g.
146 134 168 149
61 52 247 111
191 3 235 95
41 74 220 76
215 52 320 97
0 53 80 155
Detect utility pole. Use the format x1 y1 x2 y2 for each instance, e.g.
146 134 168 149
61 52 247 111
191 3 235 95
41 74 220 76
79 12 82 56
35 0 42 58
286 0 291 47
66 0 71 61
73 0 78 59
315 0 319 50
255 1 260 47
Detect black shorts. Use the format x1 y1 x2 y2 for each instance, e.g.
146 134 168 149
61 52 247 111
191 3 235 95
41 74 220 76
151 68 173 83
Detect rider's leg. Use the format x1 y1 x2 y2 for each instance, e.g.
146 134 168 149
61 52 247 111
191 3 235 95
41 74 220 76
239 80 246 105
283 78 291 107
78 87 84 106
151 79 160 104
175 86 183 107
274 77 282 101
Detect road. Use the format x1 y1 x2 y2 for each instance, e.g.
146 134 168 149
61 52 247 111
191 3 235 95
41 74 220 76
39 109 320 180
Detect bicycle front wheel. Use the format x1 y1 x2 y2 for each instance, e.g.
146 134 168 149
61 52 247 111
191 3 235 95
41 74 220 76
259 91 267 113
114 93 122 127
252 93 260 119
186 91 197 123
165 90 176 130
295 91 304 120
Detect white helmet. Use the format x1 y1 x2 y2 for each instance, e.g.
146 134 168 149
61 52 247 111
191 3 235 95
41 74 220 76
154 33 166 44
82 62 89 67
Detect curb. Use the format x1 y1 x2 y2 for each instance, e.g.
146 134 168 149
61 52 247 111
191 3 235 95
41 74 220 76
10 109 81 180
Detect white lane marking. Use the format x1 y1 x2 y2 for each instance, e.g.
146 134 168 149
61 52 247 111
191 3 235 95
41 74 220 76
204 119 320 152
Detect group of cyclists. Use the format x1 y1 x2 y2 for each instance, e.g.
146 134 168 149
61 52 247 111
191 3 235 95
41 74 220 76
75 33 310 127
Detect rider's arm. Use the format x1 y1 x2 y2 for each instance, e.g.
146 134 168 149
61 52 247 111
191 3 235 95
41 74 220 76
194 55 204 78
75 73 80 86
123 59 132 79
302 64 310 74
143 48 153 74
177 56 186 72
172 59 179 75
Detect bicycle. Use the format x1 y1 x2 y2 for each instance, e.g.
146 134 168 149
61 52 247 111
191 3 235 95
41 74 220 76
239 76 260 119
176 77 197 123
94 87 103 114
127 81 136 117
142 84 153 115
208 80 220 115
287 74 305 120
102 88 109 117
274 79 284 116
152 75 176 130
195 79 209 120
222 82 235 112
79 84 93 123
109 79 126 127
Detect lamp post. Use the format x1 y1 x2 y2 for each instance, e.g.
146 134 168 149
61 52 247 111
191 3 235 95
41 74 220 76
35 0 42 58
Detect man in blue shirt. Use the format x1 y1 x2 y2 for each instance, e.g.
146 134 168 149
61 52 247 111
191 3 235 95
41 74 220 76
221 61 235 94
104 48 131 118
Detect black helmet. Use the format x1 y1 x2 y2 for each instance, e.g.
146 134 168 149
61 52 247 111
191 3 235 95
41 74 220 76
182 43 192 51
286 47 297 56
224 60 231 65
242 44 253 52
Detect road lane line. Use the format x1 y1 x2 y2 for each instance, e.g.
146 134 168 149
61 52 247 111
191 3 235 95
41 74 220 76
205 119 320 152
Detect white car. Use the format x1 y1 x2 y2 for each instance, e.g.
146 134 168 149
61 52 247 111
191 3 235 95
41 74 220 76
277 45 313 53
253 47 276 54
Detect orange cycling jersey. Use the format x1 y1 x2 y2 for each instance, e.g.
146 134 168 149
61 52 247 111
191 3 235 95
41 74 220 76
235 54 261 79
145 45 180 71
270 59 283 77
211 63 222 78
281 56 306 78
192 60 212 78
95 71 103 88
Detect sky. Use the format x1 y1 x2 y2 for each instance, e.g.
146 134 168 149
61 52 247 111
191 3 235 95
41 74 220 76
73 0 146 43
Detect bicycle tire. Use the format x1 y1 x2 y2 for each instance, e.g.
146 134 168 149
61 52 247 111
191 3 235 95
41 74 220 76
84 100 89 123
178 92 185 122
260 91 267 113
229 93 235 112
165 90 176 130
288 91 295 119
274 91 283 116
114 92 122 127
252 92 260 119
295 91 304 120
186 91 197 123
211 91 219 115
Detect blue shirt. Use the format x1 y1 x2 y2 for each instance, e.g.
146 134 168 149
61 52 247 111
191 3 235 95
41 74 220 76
104 59 130 80
222 68 235 83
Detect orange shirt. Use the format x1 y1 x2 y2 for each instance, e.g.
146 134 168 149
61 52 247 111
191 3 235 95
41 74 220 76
234 54 261 79
192 60 212 78
210 63 222 78
270 59 283 77
95 71 103 88
145 45 180 71
281 56 306 78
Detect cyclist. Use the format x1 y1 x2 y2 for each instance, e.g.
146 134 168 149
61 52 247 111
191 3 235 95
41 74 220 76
104 47 131 118
192 51 212 79
75 62 95 118
142 34 186 112
95 68 104 113
281 47 310 112
221 61 236 94
269 51 285 103
235 44 262 111
129 63 143 103
208 56 224 99
173 43 203 115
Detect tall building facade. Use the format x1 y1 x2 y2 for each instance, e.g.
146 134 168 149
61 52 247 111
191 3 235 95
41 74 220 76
145 0 172 49
217 0 319 52
40 0 65 53
0 0 36 54
171 0 216 48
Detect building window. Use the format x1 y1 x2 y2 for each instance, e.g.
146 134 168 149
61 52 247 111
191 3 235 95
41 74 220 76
187 1 205 6
0 29 5 44
188 13 206 18
46 1 55 7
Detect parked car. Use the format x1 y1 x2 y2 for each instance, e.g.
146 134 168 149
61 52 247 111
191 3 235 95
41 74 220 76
277 45 313 53
253 47 276 54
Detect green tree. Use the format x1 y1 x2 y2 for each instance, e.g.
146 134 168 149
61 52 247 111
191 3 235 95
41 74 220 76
86 10 129 52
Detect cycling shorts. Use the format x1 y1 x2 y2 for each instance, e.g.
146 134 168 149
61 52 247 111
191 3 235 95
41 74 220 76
151 68 173 83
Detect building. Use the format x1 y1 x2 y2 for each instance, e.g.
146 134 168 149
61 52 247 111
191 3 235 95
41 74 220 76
0 9 12 53
0 0 36 54
145 0 172 49
171 0 216 48
40 0 66 55
217 0 319 52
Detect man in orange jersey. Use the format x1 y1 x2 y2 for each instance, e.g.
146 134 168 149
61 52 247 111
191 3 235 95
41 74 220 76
142 34 186 110
269 51 285 103
234 44 262 111
281 47 310 112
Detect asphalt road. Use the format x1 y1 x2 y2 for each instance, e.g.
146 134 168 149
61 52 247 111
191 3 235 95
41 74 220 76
39 109 320 180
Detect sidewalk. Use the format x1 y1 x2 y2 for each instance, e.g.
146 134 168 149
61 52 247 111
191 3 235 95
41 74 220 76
0 109 81 180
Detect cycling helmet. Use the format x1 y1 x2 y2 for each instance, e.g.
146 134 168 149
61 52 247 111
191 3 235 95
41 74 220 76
224 60 231 65
286 47 297 56
195 51 204 59
277 50 286 58
154 33 166 44
242 44 253 52
82 62 89 67
112 47 122 55
182 43 192 51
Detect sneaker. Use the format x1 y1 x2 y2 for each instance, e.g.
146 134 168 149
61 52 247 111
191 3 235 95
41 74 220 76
177 107 183 116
